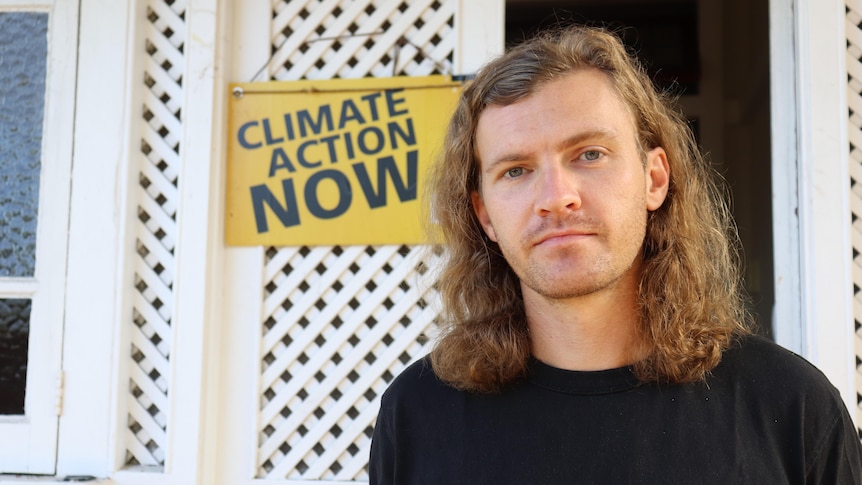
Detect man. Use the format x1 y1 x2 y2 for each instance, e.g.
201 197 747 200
369 26 862 483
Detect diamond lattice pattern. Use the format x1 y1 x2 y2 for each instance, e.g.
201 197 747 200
847 0 862 438
270 0 454 81
125 0 186 468
259 1 454 479
259 245 440 479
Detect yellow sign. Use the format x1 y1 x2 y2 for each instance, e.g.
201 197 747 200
226 75 461 246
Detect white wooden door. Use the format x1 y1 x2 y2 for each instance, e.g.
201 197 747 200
0 0 78 474
217 1 502 483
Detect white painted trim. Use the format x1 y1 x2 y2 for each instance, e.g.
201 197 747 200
454 0 504 75
108 0 153 475
58 0 134 478
214 247 265 484
794 0 818 366
165 0 227 483
24 0 78 468
798 0 857 418
770 0 805 354
0 479 112 485
0 1 51 9
0 279 38 297
776 0 857 416
216 0 271 482
0 0 78 474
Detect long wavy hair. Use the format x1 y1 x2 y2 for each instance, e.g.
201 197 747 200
427 26 752 393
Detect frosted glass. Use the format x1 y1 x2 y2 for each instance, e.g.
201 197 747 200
0 12 48 277
0 299 30 415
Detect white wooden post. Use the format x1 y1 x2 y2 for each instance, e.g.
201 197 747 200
165 0 228 483
770 0 806 356
58 0 132 477
217 1 269 484
454 0 504 75
772 0 856 417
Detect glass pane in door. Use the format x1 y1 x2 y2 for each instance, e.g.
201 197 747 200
0 12 48 277
0 298 30 415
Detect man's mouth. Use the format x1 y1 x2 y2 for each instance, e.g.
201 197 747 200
534 230 594 247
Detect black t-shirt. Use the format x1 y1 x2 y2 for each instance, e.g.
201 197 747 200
369 335 862 484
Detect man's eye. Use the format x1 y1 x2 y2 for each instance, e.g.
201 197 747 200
581 150 602 161
505 167 524 178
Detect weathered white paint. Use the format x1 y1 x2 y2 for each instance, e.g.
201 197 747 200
770 0 805 355
58 0 132 478
772 0 856 418
802 0 857 422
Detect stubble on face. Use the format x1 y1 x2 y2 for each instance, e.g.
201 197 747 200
500 189 648 302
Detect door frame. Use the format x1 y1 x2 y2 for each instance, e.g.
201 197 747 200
0 0 78 474
769 0 856 416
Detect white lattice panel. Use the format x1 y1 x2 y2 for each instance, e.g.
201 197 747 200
126 0 187 468
258 1 454 479
258 245 440 479
847 0 862 438
270 0 454 81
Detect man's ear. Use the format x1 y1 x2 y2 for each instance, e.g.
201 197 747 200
471 191 498 242
645 147 670 211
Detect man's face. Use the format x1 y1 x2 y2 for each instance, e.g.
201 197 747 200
472 69 669 302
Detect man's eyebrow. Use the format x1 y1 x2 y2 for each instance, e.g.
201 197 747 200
482 129 621 174
482 152 531 173
554 129 620 152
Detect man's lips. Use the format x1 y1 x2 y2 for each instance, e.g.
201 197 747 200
533 230 595 247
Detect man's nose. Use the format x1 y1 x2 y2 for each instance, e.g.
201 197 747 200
534 163 581 215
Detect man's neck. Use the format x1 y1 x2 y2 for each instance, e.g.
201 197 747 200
523 274 646 372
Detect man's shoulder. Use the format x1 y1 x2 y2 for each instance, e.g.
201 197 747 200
385 355 437 391
380 355 463 408
718 334 862 481
723 334 826 374
718 334 843 400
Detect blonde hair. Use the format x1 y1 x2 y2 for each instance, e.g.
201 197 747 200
427 26 751 393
